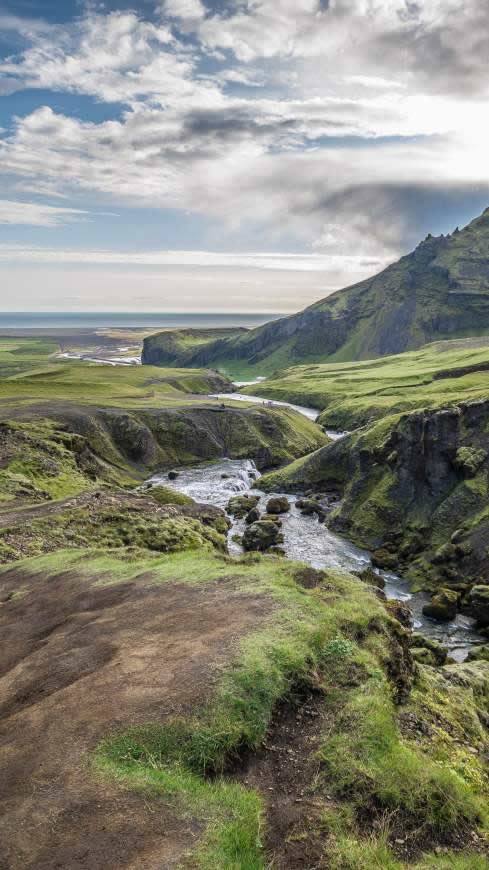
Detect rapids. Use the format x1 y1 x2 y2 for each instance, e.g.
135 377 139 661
148 457 483 662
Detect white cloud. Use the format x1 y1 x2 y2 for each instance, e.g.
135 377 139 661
0 200 89 226
161 0 206 21
0 0 488 292
0 244 389 273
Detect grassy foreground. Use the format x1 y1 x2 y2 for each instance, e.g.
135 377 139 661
3 546 488 867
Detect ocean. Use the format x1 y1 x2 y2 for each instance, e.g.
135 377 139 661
0 312 280 329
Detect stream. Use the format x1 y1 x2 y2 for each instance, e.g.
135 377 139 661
149 457 482 662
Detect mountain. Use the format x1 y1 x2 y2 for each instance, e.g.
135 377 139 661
143 206 489 373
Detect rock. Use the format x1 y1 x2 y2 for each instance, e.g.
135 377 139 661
372 548 399 571
354 566 385 590
243 520 282 552
262 514 282 527
410 633 448 665
168 470 179 481
226 494 260 518
296 498 326 519
469 585 489 627
467 645 489 662
245 508 260 525
266 496 290 514
385 599 413 629
422 588 458 622
221 473 230 479
411 647 438 667
453 446 487 477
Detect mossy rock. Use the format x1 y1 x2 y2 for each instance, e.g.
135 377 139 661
469 585 489 627
454 446 487 477
354 565 385 590
411 647 438 667
265 496 290 514
467 645 489 663
244 507 260 525
372 548 399 571
262 514 282 527
410 633 448 665
422 588 458 622
226 494 260 518
242 520 282 552
150 486 193 506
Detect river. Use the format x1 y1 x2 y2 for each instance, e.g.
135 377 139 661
149 456 482 662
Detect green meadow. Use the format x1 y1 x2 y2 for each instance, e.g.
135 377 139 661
243 337 489 428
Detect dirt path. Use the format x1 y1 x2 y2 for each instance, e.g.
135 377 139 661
234 689 333 869
0 563 274 869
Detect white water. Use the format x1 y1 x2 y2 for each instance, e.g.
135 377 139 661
149 457 482 662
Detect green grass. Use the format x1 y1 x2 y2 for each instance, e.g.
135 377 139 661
0 337 59 377
319 689 485 835
5 546 489 867
242 338 489 429
0 357 233 413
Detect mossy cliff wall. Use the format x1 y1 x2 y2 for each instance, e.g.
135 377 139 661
261 399 489 596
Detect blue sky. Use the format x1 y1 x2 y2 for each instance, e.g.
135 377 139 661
0 0 488 312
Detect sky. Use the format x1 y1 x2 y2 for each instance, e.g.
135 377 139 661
0 0 488 314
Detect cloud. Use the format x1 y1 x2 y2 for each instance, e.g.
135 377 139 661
197 0 489 97
161 0 206 20
0 1 488 286
0 10 202 104
0 200 89 226
0 244 389 272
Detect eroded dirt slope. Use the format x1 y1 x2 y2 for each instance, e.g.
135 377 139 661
0 563 273 870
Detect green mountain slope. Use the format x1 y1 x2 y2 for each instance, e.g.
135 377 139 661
143 207 489 374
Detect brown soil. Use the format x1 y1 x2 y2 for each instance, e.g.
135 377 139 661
234 689 334 869
0 563 274 869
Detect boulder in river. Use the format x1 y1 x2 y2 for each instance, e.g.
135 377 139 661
168 470 179 481
226 494 260 518
266 496 290 514
296 498 326 520
243 520 283 552
422 588 458 622
245 507 260 525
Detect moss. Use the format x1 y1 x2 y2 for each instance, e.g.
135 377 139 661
147 485 193 505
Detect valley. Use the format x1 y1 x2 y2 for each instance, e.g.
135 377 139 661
2 316 489 869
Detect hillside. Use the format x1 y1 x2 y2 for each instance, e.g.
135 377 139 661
241 336 489 428
143 207 489 375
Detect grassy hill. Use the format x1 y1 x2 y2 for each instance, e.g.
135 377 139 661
143 207 489 375
241 336 489 429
